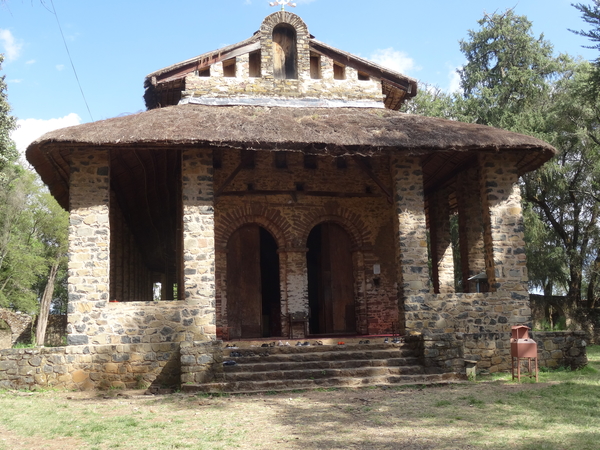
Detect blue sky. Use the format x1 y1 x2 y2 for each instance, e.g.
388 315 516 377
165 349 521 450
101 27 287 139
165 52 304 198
0 0 597 154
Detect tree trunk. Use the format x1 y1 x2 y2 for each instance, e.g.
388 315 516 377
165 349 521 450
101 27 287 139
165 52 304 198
588 255 600 309
35 260 59 346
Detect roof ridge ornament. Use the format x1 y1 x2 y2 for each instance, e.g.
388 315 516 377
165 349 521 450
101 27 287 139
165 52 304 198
269 0 296 11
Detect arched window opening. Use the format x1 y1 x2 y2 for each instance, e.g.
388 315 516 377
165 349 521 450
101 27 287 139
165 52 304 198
273 24 298 79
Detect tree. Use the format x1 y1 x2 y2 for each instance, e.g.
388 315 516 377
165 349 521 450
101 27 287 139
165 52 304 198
572 1 600 86
0 54 17 179
454 9 600 308
456 9 562 129
0 55 69 344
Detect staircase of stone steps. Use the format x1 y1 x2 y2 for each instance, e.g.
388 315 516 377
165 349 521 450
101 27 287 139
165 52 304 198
181 340 450 394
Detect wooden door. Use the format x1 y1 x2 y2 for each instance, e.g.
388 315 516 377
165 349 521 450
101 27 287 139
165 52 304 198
227 225 262 339
314 223 356 334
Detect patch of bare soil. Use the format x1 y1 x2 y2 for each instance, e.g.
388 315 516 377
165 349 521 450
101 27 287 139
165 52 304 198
0 425 85 450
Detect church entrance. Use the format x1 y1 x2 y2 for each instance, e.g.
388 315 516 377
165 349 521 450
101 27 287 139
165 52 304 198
307 222 356 335
227 224 281 339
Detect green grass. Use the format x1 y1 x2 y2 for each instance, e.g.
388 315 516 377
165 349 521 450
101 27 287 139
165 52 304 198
0 346 599 449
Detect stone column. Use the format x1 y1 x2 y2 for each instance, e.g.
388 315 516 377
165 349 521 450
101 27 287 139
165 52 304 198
281 248 309 337
479 153 528 293
456 167 486 292
67 149 110 345
182 148 216 340
391 156 430 333
429 188 455 294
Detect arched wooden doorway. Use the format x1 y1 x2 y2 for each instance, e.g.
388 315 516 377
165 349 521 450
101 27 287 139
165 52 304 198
307 222 356 335
227 224 281 339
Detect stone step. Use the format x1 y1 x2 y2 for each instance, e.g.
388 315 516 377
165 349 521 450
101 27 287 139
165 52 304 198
223 346 416 363
224 342 409 355
224 356 421 373
182 373 459 394
222 364 425 383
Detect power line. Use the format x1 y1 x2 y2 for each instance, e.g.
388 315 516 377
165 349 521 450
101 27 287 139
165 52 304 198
49 0 94 122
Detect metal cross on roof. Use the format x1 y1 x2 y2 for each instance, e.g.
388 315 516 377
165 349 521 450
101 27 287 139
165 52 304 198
269 0 296 11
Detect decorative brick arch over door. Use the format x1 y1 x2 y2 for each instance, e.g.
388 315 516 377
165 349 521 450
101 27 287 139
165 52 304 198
298 207 372 335
214 208 292 340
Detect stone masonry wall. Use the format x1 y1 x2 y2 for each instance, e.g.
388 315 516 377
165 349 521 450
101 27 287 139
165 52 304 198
0 309 33 347
67 148 216 346
463 331 588 373
180 340 223 385
406 292 532 335
67 149 111 346
183 12 383 106
478 153 528 293
0 342 180 390
391 156 430 335
410 330 588 376
181 148 216 339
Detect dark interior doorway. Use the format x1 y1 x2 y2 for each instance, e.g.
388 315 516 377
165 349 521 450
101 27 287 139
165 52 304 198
307 222 356 335
227 225 281 339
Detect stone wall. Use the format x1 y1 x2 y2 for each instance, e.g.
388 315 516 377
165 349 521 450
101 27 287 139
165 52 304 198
0 309 33 348
405 292 532 335
411 330 588 376
462 331 588 373
409 333 466 375
0 342 180 390
182 12 383 107
180 340 223 385
66 147 216 345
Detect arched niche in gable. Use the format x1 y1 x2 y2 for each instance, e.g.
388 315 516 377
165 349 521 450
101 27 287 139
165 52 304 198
273 23 298 79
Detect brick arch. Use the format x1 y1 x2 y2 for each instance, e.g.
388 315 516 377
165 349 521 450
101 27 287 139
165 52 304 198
297 205 372 250
215 206 291 250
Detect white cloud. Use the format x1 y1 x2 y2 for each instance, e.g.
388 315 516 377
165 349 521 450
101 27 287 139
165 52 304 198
448 68 461 93
369 48 419 75
8 78 22 84
56 64 65 71
10 114 82 159
26 59 35 65
0 29 23 62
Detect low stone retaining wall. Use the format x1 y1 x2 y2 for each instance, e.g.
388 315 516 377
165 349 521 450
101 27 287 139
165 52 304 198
408 330 588 376
180 340 223 385
532 331 588 369
408 333 465 375
0 342 180 390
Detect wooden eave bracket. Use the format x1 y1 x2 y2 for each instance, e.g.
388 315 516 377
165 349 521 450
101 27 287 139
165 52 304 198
351 156 393 204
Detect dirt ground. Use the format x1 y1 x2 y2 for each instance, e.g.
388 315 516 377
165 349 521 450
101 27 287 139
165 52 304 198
1 379 584 450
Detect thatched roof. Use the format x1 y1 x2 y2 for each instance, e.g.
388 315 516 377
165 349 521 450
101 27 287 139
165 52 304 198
29 103 554 154
27 103 556 211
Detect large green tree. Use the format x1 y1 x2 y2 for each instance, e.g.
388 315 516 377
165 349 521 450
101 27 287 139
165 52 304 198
0 54 17 178
572 1 600 86
0 53 69 336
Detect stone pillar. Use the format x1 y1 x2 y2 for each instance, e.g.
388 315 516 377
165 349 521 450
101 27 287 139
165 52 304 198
182 148 216 339
391 156 430 333
456 167 485 292
67 149 110 345
479 153 528 293
429 188 454 294
282 248 309 314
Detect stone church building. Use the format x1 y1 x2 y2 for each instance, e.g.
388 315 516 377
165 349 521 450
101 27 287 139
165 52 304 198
17 11 576 390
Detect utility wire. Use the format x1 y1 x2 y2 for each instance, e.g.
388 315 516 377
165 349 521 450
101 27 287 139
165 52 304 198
49 0 94 122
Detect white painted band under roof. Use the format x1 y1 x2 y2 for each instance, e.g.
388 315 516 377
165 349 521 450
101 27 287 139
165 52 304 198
179 97 385 108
